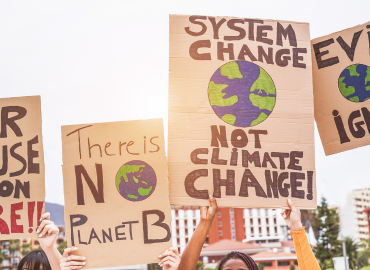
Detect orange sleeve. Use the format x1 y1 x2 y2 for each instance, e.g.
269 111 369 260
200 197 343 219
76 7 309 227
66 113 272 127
290 227 321 270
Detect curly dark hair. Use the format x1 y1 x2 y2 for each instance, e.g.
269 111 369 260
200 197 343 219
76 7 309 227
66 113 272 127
217 251 259 270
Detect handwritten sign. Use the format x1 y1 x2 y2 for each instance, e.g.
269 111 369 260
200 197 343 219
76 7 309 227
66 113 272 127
168 15 316 209
61 119 172 269
312 21 370 155
0 96 45 240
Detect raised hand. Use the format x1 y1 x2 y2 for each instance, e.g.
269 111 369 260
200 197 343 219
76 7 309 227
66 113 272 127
281 198 303 231
200 195 218 222
60 247 86 270
37 212 59 249
158 247 181 270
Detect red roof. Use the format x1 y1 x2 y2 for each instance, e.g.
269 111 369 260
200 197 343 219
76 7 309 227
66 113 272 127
281 240 294 248
203 239 262 252
251 251 297 261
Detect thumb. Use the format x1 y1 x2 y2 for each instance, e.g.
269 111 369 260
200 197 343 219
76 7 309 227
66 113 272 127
287 198 297 212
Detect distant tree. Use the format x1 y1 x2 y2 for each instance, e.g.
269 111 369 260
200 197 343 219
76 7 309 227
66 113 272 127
196 261 204 270
0 251 5 270
312 198 341 269
21 243 31 256
57 241 67 254
289 264 295 270
8 240 20 266
344 237 359 269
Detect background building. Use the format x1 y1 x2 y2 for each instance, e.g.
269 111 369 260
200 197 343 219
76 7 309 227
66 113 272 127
340 188 370 242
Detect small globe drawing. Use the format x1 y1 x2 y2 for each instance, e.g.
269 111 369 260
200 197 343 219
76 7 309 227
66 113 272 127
115 160 156 202
208 60 276 127
338 64 370 102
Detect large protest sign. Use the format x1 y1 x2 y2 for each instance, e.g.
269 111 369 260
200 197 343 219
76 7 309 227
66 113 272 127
169 15 316 209
0 95 45 240
311 22 370 155
61 119 172 269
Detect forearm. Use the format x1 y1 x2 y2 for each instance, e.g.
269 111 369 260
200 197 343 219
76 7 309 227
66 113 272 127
42 245 62 270
291 228 321 270
178 219 212 270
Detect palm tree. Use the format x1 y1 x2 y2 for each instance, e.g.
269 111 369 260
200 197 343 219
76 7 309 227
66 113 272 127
344 237 360 269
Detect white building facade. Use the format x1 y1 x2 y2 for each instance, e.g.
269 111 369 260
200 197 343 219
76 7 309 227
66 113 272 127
340 188 370 242
171 206 291 253
243 208 291 247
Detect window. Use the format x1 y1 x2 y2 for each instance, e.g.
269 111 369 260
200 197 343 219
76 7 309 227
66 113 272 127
218 213 222 218
232 236 236 241
265 209 268 216
218 222 222 227
251 227 254 234
218 230 223 236
230 209 234 216
2 260 9 267
259 262 272 267
294 260 298 265
249 209 253 216
278 261 290 266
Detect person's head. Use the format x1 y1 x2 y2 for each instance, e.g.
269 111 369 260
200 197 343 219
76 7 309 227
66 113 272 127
17 250 51 270
217 251 259 270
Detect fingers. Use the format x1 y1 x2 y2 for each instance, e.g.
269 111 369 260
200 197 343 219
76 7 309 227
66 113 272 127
60 248 86 270
158 247 179 258
168 247 179 256
44 224 59 237
200 206 208 218
209 194 218 213
159 256 178 265
62 247 78 258
287 198 298 212
36 219 53 235
159 247 179 258
40 212 50 222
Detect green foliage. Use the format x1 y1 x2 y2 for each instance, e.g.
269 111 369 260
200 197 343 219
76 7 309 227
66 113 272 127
258 264 265 270
21 243 31 256
57 241 67 254
360 266 370 270
196 261 204 270
312 198 341 269
290 264 295 270
344 237 360 269
0 251 5 263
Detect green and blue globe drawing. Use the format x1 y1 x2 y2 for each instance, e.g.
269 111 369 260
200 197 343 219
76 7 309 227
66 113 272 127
115 160 156 202
208 60 276 127
338 64 370 102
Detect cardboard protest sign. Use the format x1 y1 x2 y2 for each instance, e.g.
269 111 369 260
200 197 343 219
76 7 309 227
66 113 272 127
0 95 45 240
61 119 172 269
168 15 316 209
311 22 370 155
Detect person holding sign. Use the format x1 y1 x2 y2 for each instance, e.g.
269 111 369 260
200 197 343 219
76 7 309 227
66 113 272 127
17 212 62 270
178 196 320 270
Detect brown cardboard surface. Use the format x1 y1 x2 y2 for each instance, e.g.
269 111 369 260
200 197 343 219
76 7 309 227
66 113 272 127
311 22 370 155
169 15 316 209
61 119 172 269
0 95 45 240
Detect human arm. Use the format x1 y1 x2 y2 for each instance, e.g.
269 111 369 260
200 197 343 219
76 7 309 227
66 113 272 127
158 247 181 270
177 195 218 270
281 199 321 270
37 212 63 270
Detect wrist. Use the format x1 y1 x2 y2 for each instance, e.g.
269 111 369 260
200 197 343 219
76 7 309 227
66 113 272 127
290 222 303 232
